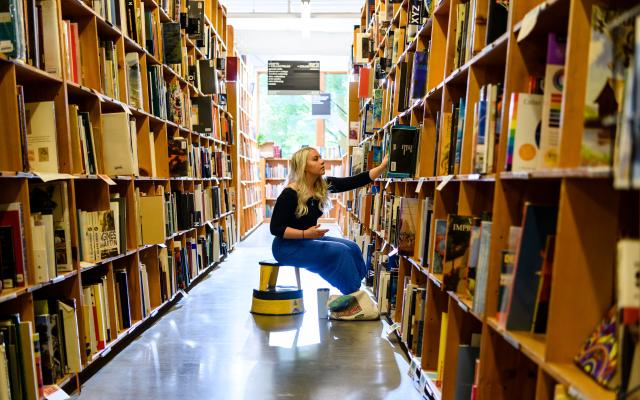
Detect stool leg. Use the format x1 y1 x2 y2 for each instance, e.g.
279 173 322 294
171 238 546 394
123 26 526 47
295 267 302 290
268 266 279 290
259 265 279 291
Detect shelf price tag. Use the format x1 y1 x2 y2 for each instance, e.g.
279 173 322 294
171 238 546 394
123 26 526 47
436 175 454 191
415 177 425 193
468 174 481 180
384 179 391 189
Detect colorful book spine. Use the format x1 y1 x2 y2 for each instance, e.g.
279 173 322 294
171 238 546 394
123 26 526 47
538 33 566 169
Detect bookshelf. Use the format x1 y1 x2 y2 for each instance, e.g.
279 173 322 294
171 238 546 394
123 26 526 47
0 0 238 396
261 153 346 222
226 29 262 240
348 0 639 400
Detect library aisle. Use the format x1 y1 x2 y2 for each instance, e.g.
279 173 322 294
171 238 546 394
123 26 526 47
71 224 421 400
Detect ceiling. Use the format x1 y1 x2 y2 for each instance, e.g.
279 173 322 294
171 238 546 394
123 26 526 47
226 0 362 71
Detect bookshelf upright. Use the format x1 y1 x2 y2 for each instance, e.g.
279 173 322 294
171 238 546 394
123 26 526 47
347 0 639 399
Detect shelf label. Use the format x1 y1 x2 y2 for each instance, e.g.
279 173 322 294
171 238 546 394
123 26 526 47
27 284 43 293
388 247 398 257
150 310 158 318
567 386 588 400
386 321 401 338
1 292 18 301
385 179 391 189
502 332 520 350
415 177 425 193
436 175 454 191
158 243 167 248
468 174 481 180
51 275 65 284
457 298 469 313
43 385 70 400
97 174 116 185
101 347 111 357
518 5 541 42
380 242 388 253
33 172 74 182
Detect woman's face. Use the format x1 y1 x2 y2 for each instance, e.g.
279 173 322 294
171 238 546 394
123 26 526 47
305 149 325 177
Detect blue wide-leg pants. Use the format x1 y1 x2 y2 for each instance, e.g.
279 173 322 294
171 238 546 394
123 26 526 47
271 236 366 295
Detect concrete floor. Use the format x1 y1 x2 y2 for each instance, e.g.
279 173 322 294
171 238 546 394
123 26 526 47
72 224 422 400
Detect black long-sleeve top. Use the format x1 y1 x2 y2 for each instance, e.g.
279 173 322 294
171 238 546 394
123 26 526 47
269 171 372 237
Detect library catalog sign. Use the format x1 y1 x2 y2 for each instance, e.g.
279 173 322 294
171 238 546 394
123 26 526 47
268 61 320 94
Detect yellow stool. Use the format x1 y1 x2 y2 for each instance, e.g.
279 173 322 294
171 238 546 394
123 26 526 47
250 259 305 316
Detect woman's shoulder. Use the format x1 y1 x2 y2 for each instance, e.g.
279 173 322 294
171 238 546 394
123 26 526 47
279 187 297 199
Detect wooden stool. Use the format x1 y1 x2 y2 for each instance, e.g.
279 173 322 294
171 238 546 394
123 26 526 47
251 259 305 315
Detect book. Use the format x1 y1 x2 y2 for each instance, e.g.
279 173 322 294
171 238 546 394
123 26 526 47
101 112 137 175
472 221 492 315
57 300 81 373
574 307 618 388
505 204 558 331
29 182 73 273
25 101 59 173
531 235 555 333
454 345 480 400
0 203 26 288
443 215 474 293
125 53 143 109
538 33 566 169
431 219 447 274
506 93 543 172
98 210 118 259
162 22 181 64
387 125 419 178
397 198 419 256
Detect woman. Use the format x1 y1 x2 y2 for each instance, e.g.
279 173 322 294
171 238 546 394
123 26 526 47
269 146 388 298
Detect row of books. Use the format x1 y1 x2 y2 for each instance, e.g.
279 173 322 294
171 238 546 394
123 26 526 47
240 163 260 182
1 182 74 289
243 185 261 205
1 298 82 399
265 183 285 200
264 164 288 179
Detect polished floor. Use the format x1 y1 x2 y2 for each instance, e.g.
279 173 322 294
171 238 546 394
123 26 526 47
72 224 422 400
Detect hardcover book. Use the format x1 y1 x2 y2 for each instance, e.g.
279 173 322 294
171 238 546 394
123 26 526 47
505 204 558 331
574 307 618 388
387 125 419 178
162 22 182 64
431 219 447 274
397 198 419 256
443 214 474 293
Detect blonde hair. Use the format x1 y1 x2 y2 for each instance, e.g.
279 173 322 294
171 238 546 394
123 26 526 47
288 147 330 218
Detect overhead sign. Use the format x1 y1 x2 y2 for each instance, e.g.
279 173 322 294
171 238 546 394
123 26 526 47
268 61 320 94
312 93 331 116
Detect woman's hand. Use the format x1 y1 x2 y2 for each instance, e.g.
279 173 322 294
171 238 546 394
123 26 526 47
369 154 389 180
380 154 389 169
303 224 329 239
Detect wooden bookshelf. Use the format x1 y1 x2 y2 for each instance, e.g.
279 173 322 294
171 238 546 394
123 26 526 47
226 36 263 240
0 0 238 396
347 0 639 399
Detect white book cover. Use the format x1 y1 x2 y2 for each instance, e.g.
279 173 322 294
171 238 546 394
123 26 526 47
30 215 49 283
140 263 151 317
0 341 9 400
101 112 136 175
57 301 82 373
510 93 543 172
617 239 640 314
25 101 59 173
40 0 62 76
